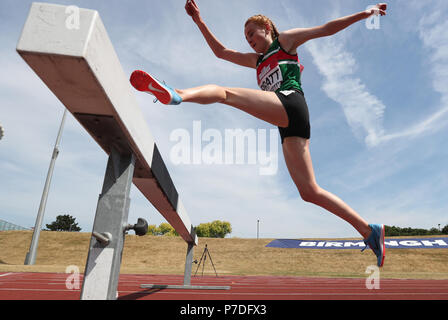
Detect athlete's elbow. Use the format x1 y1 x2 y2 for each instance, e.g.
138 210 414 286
215 50 225 60
214 46 230 59
322 23 337 37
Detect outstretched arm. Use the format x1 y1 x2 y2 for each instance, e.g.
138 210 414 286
185 0 258 69
279 3 387 53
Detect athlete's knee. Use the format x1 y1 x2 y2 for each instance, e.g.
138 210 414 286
299 183 323 204
207 84 227 103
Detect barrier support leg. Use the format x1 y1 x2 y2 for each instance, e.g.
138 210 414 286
140 242 231 291
183 242 195 286
81 148 135 300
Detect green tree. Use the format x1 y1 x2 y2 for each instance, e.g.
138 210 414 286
195 222 211 238
385 225 399 236
385 225 448 236
146 223 178 236
158 223 178 236
442 224 448 235
195 220 232 238
46 214 81 232
209 220 232 238
147 224 159 235
429 227 441 235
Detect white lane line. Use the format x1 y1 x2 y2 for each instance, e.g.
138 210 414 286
122 290 448 296
0 288 80 293
0 273 14 278
0 287 446 297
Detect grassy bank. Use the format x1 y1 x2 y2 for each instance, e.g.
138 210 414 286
1 231 447 279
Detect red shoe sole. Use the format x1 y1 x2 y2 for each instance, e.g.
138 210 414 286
379 224 386 267
130 70 172 104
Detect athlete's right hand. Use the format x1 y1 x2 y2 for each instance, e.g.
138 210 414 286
185 0 201 23
365 3 387 16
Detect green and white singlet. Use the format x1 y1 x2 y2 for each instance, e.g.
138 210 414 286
256 38 310 143
256 38 304 93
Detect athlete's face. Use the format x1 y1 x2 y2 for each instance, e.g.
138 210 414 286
244 22 272 54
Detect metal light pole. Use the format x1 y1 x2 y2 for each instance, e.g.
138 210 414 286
25 109 68 265
257 219 260 240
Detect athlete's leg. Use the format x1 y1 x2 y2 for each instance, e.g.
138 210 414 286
130 70 288 127
176 85 289 128
282 136 372 239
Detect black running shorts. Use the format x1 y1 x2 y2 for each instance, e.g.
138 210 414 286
275 89 311 144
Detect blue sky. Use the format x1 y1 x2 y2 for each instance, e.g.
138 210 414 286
0 0 447 239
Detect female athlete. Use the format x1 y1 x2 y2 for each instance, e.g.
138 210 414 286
130 1 388 267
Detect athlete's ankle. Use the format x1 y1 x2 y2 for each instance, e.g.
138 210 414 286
175 89 184 98
361 225 373 240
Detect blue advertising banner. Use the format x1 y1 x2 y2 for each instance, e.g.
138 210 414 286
266 237 448 249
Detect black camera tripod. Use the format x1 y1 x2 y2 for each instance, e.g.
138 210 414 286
194 244 219 277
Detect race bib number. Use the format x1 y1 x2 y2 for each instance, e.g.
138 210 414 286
257 60 283 92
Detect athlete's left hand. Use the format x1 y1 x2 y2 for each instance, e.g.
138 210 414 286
185 0 201 23
365 3 387 16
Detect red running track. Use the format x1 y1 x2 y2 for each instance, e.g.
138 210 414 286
0 272 447 300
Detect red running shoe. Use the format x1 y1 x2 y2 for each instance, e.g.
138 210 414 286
130 70 182 105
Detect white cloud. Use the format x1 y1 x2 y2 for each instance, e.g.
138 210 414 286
306 38 386 147
279 0 388 147
282 1 448 148
376 4 448 143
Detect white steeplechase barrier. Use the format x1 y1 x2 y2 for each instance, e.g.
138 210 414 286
17 2 229 300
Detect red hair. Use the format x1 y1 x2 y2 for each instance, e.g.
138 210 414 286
245 15 279 40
